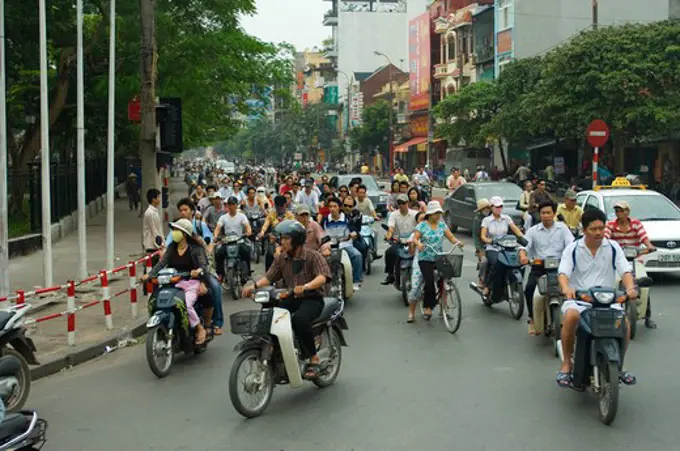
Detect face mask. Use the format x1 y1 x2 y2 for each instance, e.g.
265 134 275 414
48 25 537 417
171 230 184 243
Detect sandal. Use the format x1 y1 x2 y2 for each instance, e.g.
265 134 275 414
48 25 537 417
423 308 432 321
195 327 207 345
213 326 223 336
407 314 415 323
303 363 321 380
619 371 637 386
528 322 537 336
556 371 573 389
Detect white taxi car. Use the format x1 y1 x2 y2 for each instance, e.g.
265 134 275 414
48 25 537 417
575 177 680 273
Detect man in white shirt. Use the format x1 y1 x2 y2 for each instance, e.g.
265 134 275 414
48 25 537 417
218 177 232 200
142 188 164 261
556 208 637 388
295 179 320 215
446 167 466 194
355 185 378 219
519 200 573 335
211 196 252 281
381 194 418 285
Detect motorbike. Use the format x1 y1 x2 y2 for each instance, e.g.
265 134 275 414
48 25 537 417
557 277 653 425
245 211 265 264
0 355 48 451
145 268 212 378
325 230 355 301
218 233 250 300
0 305 39 413
228 286 348 418
557 214 583 239
529 257 563 356
419 183 432 203
380 224 414 306
469 235 526 320
360 216 378 275
620 246 653 340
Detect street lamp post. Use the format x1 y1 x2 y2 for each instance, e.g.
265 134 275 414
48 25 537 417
374 50 394 177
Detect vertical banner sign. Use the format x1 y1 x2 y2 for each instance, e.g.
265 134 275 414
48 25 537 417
409 12 431 111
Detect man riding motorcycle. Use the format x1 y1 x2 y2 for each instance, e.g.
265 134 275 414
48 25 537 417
241 186 267 214
211 196 252 281
295 204 331 255
242 220 332 379
556 190 583 234
322 196 364 292
519 200 574 335
556 208 638 388
604 200 657 329
258 195 296 270
381 194 417 286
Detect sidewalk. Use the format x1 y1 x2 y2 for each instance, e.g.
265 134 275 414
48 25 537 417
8 180 184 366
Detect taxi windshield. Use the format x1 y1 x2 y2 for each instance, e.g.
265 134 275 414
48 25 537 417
603 195 680 221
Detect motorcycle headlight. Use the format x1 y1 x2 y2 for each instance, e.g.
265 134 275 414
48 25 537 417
593 292 615 304
544 258 560 269
157 275 171 285
379 195 387 202
498 237 517 248
254 292 270 304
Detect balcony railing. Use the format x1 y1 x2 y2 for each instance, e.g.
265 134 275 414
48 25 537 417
434 64 449 79
475 46 494 64
323 8 338 25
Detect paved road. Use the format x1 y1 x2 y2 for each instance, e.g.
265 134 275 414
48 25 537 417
30 231 680 451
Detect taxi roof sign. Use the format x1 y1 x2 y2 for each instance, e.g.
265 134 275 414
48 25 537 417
594 177 646 191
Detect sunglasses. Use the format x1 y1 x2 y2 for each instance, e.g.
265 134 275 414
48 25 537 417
492 205 503 208
397 201 407 205
343 204 353 208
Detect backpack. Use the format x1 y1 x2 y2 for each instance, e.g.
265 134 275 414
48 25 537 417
571 238 617 270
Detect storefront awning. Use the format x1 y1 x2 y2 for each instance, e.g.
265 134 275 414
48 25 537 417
394 137 427 153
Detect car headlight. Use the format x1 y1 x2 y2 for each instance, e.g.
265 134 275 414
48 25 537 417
593 292 615 304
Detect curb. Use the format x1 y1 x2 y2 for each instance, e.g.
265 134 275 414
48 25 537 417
30 319 148 381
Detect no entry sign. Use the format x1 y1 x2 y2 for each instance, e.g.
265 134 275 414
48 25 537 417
586 119 610 148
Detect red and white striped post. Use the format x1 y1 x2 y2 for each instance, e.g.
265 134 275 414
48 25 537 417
128 261 138 318
592 147 599 189
67 280 76 346
145 256 153 297
16 290 25 306
100 271 113 330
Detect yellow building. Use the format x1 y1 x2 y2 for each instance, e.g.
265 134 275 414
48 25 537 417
296 48 331 105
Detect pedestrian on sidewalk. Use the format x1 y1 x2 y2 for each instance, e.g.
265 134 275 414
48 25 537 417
142 189 164 294
126 173 141 212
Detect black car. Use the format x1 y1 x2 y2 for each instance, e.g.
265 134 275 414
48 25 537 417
443 182 524 232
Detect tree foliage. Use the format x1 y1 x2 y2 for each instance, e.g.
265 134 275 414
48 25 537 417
349 100 390 157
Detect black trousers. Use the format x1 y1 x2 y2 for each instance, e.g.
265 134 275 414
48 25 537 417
384 243 400 275
483 250 499 287
524 267 545 320
278 295 324 359
215 243 250 277
419 260 437 309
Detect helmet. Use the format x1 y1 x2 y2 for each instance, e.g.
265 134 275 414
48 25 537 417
274 220 306 248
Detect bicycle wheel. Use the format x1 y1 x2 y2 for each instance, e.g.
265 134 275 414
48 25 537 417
441 280 462 334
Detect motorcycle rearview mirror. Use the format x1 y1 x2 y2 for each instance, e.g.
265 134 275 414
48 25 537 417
557 214 565 222
320 235 331 245
381 224 389 231
517 236 529 246
636 276 654 288
204 237 212 245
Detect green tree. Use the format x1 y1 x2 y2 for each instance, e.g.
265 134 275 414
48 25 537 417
350 100 390 159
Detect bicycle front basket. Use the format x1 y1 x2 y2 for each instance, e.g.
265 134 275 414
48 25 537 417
229 309 273 335
436 253 464 279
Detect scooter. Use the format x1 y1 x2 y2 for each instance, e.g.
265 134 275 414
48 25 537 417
325 230 355 301
469 235 526 320
360 216 377 275
620 246 653 340
0 355 48 451
557 277 653 425
246 211 265 264
228 286 348 418
0 305 39 413
530 257 562 356
380 224 414 306
217 233 250 300
145 268 212 378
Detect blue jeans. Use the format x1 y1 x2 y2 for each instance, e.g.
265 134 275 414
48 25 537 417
206 274 223 328
344 246 363 284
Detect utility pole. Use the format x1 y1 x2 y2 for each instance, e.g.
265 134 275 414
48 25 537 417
0 0 8 296
592 0 599 30
76 0 87 280
140 0 158 217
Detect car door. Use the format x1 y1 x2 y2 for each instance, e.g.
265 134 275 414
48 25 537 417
584 194 601 212
576 192 588 209
449 185 476 229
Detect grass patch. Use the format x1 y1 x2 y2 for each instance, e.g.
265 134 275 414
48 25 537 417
9 212 31 238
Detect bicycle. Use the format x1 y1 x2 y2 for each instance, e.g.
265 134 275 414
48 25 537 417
417 243 464 334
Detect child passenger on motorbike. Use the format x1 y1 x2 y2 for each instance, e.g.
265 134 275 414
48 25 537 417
145 219 212 345
479 196 525 297
243 220 332 379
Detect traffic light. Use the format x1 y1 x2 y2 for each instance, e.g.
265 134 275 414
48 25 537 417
156 97 183 153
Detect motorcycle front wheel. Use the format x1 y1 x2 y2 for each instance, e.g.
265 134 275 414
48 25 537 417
146 325 174 378
401 268 411 307
1 348 31 413
365 249 373 275
313 328 343 388
550 303 562 357
597 359 620 425
508 282 525 320
229 349 274 418
626 300 638 340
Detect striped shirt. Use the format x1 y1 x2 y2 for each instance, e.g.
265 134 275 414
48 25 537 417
605 218 648 248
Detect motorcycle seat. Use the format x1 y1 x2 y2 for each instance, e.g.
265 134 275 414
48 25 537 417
0 413 29 442
0 311 14 330
314 298 341 324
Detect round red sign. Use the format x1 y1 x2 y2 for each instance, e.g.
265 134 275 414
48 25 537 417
586 119 610 148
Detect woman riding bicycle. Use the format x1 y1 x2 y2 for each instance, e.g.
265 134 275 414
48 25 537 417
413 201 464 321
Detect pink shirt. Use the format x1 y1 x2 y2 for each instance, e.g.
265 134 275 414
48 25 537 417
305 220 331 253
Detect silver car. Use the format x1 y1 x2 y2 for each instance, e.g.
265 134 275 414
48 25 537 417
331 174 389 215
443 182 523 232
